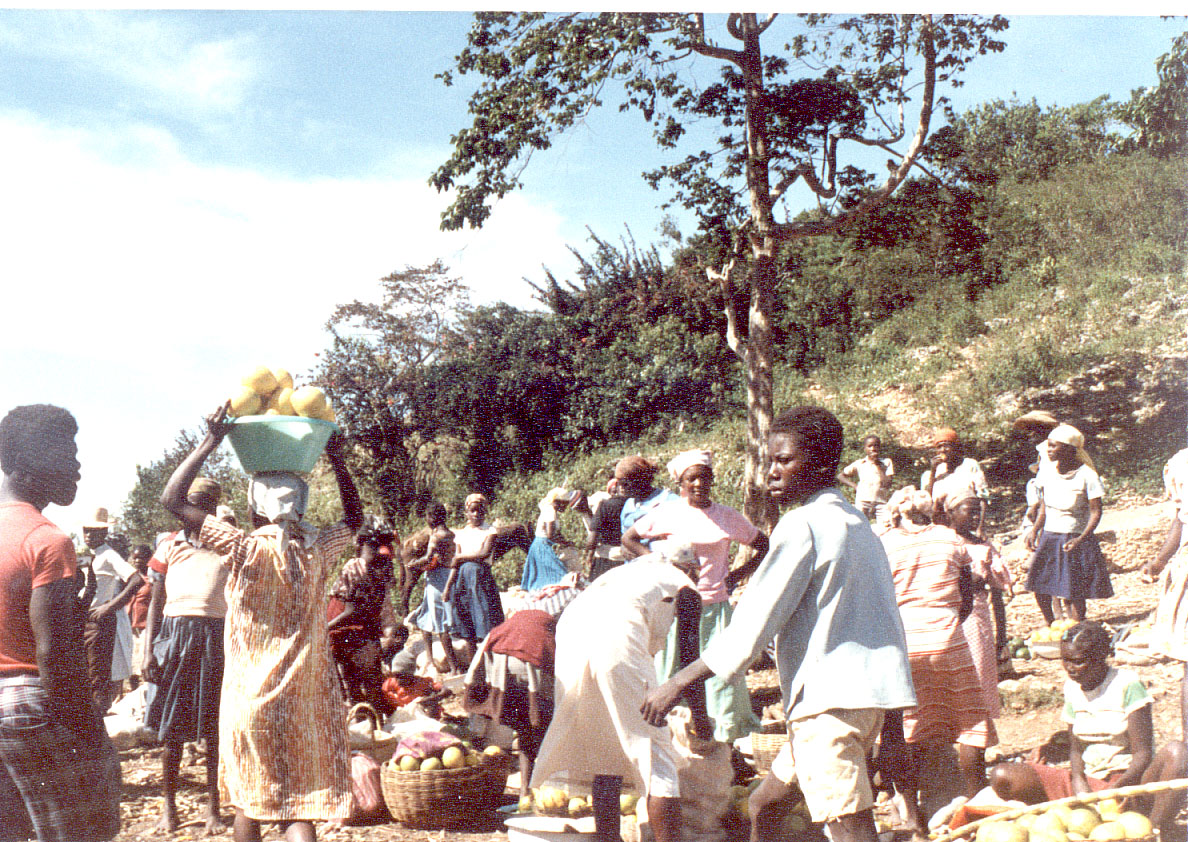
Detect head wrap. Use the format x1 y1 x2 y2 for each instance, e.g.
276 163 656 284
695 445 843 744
465 492 488 508
885 485 934 526
943 486 979 514
1013 410 1060 432
667 449 714 484
933 428 959 446
248 472 317 550
1047 424 1095 471
540 487 570 513
188 477 222 503
614 455 656 483
606 478 618 495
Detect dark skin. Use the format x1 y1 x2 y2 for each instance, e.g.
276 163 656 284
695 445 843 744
141 491 224 833
328 538 392 708
622 465 769 589
1024 440 1103 624
598 567 708 842
644 433 881 842
989 638 1188 833
161 402 363 842
924 439 987 537
582 480 622 573
0 430 101 740
83 526 146 625
407 515 466 675
1141 516 1187 741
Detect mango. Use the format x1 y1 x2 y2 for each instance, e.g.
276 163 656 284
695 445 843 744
441 746 465 769
229 386 263 417
272 368 294 391
290 385 328 418
242 366 278 396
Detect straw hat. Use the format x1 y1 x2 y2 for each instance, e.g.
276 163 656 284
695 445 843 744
1013 410 1060 432
83 507 115 530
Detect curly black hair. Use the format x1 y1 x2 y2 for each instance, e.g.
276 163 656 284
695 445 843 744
770 405 845 479
1063 621 1113 658
0 404 78 475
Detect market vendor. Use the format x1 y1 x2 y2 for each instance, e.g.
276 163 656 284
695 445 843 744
530 543 710 842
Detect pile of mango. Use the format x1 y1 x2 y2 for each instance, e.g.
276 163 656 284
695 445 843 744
389 741 503 772
517 786 641 819
228 366 335 423
974 799 1154 842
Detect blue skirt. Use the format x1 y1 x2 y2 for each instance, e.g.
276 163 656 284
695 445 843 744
1026 531 1113 600
408 566 456 633
451 562 505 642
145 615 224 743
520 537 568 592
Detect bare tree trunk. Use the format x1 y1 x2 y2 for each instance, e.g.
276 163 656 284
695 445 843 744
742 246 778 532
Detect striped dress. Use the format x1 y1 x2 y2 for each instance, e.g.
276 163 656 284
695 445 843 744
959 540 1001 747
200 515 353 821
880 522 991 746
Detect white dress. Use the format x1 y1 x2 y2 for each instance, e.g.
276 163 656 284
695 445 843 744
91 545 136 682
530 560 694 796
1153 449 1188 660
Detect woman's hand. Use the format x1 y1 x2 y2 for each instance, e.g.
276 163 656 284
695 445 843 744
88 601 113 622
1062 535 1083 553
641 680 684 728
1024 527 1039 551
204 402 232 444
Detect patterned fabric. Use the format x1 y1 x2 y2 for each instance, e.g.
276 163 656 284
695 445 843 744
155 531 228 619
880 523 989 745
407 566 455 633
0 676 121 842
199 515 353 821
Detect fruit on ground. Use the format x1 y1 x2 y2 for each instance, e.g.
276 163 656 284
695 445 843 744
441 746 465 769
465 751 481 766
780 814 808 836
290 385 328 418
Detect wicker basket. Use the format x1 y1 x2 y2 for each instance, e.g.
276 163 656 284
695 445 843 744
751 732 789 774
346 703 400 763
381 757 510 828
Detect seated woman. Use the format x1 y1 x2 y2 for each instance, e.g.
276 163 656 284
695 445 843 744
327 521 396 710
463 609 556 799
989 622 1187 835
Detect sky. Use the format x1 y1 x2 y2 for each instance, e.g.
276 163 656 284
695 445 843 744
0 9 1182 540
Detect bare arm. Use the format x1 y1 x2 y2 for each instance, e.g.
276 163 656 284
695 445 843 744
161 402 231 534
725 532 769 593
642 588 713 738
1142 519 1184 582
31 579 101 735
1063 497 1102 552
90 570 144 622
1113 705 1155 791
1025 500 1047 551
621 525 652 559
452 533 497 564
325 431 363 534
141 578 166 680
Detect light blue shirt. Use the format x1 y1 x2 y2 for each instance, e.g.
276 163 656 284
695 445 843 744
701 488 916 721
620 487 680 549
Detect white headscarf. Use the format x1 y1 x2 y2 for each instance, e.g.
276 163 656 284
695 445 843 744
1047 424 1095 471
667 449 713 484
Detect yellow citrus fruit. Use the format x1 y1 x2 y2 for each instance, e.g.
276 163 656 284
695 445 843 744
242 366 278 397
272 368 294 391
1115 812 1153 839
229 386 262 417
1089 822 1124 841
419 756 443 772
441 746 465 769
398 754 418 772
290 385 327 418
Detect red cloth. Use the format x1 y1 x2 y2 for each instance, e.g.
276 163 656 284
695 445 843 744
1026 762 1123 801
0 502 78 675
128 580 153 631
147 531 178 578
485 609 556 671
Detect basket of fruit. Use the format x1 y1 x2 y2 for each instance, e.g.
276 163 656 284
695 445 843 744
1025 619 1080 660
751 732 790 773
380 733 510 828
224 366 339 474
936 779 1188 842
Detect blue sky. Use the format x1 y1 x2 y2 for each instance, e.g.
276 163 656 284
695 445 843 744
0 10 1181 539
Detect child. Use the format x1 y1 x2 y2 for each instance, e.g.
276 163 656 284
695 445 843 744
1024 424 1110 624
989 622 1187 835
407 502 465 674
839 434 894 524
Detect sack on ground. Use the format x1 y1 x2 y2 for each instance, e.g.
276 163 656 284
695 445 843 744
669 707 732 842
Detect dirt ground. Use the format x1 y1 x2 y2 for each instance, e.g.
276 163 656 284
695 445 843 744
105 498 1182 842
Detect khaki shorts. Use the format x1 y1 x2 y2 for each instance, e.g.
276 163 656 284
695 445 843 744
770 708 883 822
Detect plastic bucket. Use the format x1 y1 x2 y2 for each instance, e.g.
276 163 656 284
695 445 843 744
226 415 337 474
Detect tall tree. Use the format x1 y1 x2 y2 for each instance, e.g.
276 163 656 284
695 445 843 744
431 12 1007 526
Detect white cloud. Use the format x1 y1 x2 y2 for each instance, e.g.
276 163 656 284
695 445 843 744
0 108 577 538
0 11 257 114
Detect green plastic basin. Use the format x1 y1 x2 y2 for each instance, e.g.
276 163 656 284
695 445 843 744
226 415 338 474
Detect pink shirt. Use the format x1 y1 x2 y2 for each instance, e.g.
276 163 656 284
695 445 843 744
634 500 760 604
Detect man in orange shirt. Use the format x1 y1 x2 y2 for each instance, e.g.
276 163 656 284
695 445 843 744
0 404 121 842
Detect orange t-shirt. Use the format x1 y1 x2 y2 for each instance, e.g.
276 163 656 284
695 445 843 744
0 501 79 675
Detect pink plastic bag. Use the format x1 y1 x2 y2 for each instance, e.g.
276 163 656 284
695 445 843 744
349 751 387 820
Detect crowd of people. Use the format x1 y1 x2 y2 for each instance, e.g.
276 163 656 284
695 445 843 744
1 398 1187 842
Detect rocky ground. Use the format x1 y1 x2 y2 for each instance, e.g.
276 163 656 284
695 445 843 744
104 497 1180 842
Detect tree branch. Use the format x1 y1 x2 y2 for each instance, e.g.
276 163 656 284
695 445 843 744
755 14 778 35
704 258 745 363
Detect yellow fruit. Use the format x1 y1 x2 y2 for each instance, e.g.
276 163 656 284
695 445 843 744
1066 808 1102 836
272 368 294 391
464 752 481 767
619 793 638 815
242 366 278 396
1033 812 1069 842
484 744 507 758
1096 799 1121 817
441 746 465 769
567 797 587 816
518 794 533 813
420 756 443 771
290 385 328 418
317 403 337 423
1089 822 1124 841
229 386 263 417
781 815 808 836
978 820 1030 842
398 754 418 772
1115 812 1153 839
266 386 295 416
